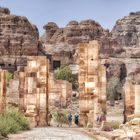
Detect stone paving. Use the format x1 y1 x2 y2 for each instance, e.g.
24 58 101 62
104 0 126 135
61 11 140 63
8 127 94 140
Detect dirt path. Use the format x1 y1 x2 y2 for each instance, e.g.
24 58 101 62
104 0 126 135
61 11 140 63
8 127 94 140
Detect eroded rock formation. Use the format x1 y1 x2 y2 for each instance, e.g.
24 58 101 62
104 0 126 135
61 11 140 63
0 7 39 55
41 20 105 45
112 12 140 58
0 7 39 71
41 20 116 69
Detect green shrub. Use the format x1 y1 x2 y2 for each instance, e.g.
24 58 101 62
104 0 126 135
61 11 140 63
54 66 78 90
7 72 13 87
110 121 120 129
107 77 120 104
7 72 13 82
52 111 67 124
0 107 29 137
0 114 21 137
5 107 29 130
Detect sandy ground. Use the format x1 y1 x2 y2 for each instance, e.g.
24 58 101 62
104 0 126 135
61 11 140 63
8 127 94 140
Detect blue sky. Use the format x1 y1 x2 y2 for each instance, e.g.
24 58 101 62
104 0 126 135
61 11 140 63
0 0 140 35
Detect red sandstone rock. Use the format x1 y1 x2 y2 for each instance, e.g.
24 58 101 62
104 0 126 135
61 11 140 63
0 7 38 56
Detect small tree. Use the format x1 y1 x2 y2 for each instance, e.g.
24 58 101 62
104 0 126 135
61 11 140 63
7 72 13 87
7 72 13 82
54 66 78 90
107 77 120 105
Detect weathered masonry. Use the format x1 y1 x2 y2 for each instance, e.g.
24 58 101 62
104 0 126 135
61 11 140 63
124 79 140 124
49 73 72 108
19 56 49 128
78 40 106 127
0 70 7 112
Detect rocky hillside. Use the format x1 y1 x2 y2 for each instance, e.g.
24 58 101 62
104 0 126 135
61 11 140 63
41 20 106 45
0 7 39 56
40 20 114 69
111 12 140 58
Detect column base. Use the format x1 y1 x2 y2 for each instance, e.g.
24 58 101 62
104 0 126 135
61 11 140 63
87 110 94 128
79 113 88 127
25 113 37 128
38 111 48 126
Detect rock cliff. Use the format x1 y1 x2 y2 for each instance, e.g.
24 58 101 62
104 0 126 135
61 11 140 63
41 19 106 45
0 7 39 56
111 12 140 58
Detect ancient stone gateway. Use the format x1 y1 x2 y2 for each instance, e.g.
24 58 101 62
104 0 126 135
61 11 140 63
0 70 7 112
19 56 49 128
78 40 106 127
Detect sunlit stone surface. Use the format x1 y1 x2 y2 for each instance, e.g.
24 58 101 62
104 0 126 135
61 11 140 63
0 69 7 112
49 73 72 108
124 80 135 121
78 40 107 127
19 56 49 128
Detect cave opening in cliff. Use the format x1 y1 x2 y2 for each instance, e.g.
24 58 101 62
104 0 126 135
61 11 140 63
53 60 61 70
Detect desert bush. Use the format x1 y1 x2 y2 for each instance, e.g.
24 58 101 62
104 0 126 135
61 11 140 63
54 65 78 90
5 107 29 130
110 121 120 129
52 110 67 124
7 72 13 87
0 107 29 137
107 77 120 105
7 72 13 82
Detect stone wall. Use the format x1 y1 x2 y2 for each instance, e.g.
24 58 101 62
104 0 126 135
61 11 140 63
7 78 19 106
49 73 72 109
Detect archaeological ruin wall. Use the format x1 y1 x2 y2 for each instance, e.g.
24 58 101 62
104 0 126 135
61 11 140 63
49 73 72 109
19 56 49 128
0 69 7 112
78 40 107 127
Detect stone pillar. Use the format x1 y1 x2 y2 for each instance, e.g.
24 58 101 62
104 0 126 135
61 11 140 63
100 65 107 121
131 85 140 125
78 41 107 127
78 41 106 125
125 81 131 108
124 80 135 121
19 71 25 113
0 70 7 112
19 56 49 128
134 85 140 117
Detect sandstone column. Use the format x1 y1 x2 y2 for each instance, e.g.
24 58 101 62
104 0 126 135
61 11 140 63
100 65 107 121
131 84 140 125
0 70 7 112
134 85 140 117
124 80 135 121
19 71 26 113
19 56 49 128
